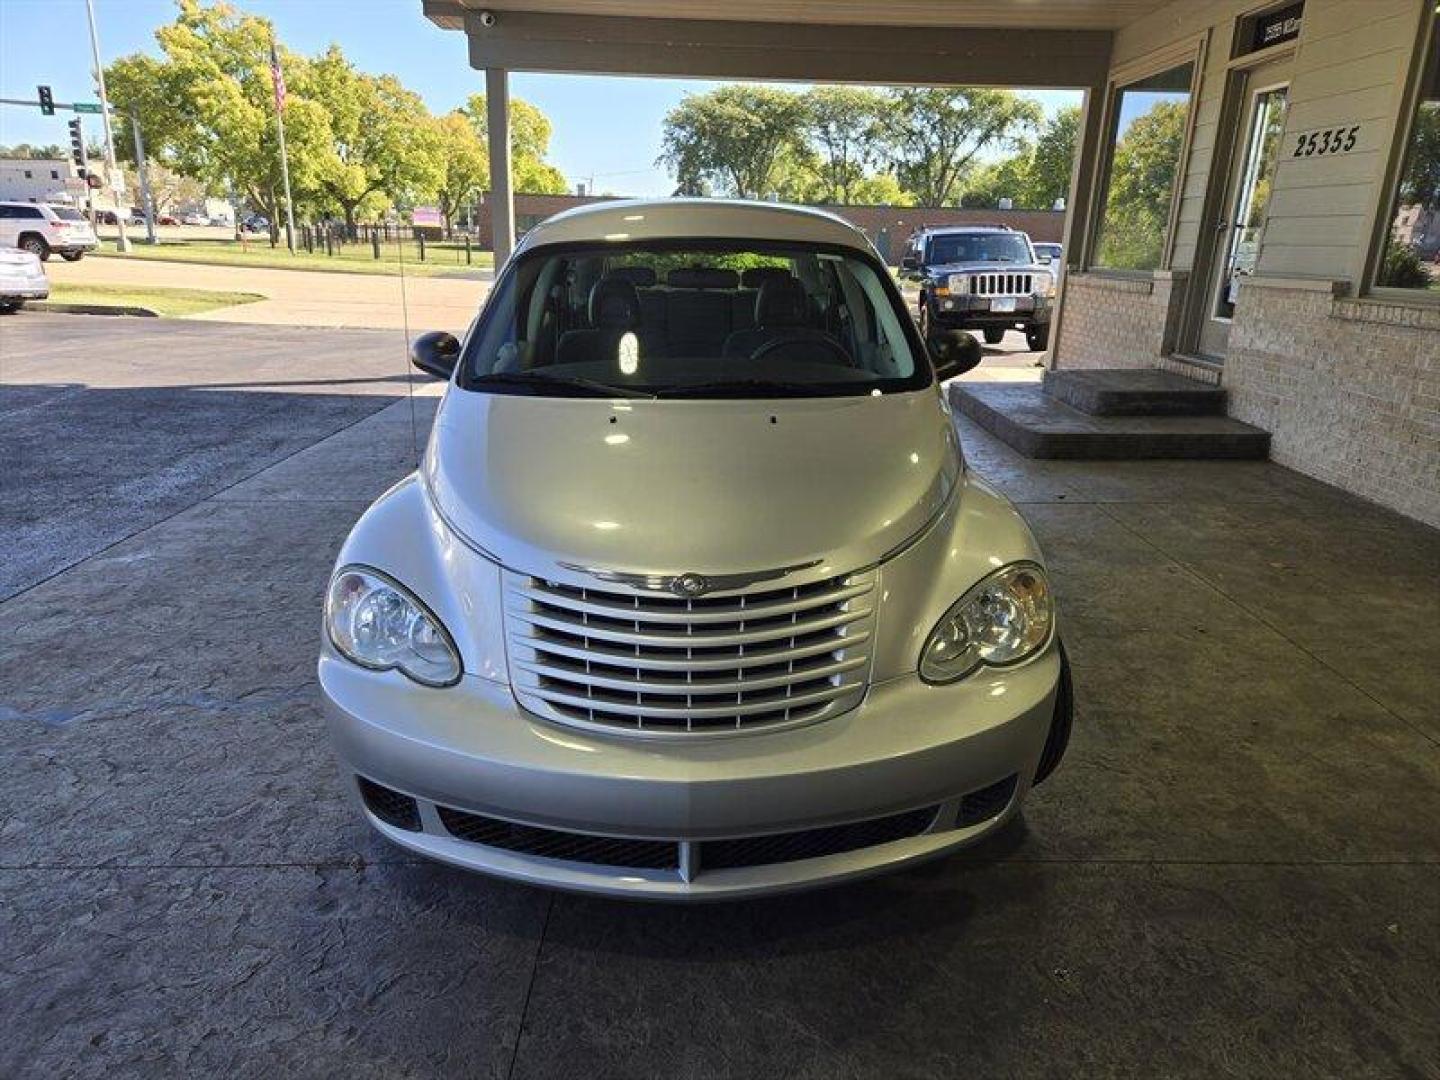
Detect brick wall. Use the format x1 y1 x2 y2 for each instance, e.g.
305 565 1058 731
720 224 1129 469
478 192 1065 255
1226 282 1440 527
1053 272 1189 370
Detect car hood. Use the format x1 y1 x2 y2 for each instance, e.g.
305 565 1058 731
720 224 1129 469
926 261 1046 277
424 388 960 582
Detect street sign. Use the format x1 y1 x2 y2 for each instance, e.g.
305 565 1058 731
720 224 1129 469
38 86 55 116
72 102 103 114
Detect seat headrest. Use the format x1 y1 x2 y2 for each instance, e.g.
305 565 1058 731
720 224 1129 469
741 266 791 289
589 275 642 327
609 265 657 287
755 275 810 327
666 266 739 290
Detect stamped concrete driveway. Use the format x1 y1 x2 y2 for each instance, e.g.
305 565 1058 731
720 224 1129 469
2 313 1437 1078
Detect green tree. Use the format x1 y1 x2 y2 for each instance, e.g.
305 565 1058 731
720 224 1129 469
658 85 810 199
1095 99 1189 270
848 172 916 206
1024 105 1081 208
463 94 569 194
431 110 488 231
1396 103 1440 208
301 46 442 231
879 88 1041 207
105 0 331 243
801 86 889 203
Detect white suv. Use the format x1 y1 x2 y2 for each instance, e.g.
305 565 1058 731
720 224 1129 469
0 202 99 261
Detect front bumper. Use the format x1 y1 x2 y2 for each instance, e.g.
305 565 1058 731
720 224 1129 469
929 295 1051 327
320 643 1064 899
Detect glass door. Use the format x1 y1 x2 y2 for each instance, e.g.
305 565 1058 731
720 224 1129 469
1198 72 1289 358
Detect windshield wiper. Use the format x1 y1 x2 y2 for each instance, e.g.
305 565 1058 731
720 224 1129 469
471 371 654 399
657 378 855 399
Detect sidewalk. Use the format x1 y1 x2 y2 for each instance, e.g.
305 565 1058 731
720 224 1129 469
44 253 489 333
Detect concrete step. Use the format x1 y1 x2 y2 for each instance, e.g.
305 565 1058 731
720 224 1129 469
951 382 1270 460
1042 368 1227 416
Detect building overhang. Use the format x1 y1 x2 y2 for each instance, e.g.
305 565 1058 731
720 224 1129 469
421 1 1119 88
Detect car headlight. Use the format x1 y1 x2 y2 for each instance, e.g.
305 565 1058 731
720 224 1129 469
1034 271 1056 298
947 273 970 294
325 566 461 686
919 563 1054 684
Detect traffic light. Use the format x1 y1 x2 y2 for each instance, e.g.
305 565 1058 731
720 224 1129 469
67 118 88 174
38 85 54 116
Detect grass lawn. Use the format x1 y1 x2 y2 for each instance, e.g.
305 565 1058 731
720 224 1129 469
92 236 493 278
46 283 265 317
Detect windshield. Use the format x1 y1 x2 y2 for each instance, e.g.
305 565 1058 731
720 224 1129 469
50 207 86 222
926 233 1031 265
459 239 930 399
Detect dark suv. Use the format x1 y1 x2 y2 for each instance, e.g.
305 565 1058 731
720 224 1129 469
902 226 1055 351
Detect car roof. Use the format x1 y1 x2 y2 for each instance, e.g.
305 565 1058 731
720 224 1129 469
919 225 1020 237
515 198 875 257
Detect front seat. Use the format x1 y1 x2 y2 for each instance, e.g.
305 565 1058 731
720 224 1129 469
555 275 658 367
722 275 835 359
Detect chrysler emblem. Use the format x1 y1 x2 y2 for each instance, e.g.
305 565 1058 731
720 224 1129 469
671 573 709 598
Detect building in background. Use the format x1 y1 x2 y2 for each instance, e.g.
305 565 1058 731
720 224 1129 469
0 158 81 205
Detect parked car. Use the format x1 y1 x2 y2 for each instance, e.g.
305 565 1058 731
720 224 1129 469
0 201 99 261
181 212 209 226
240 214 269 233
902 225 1055 350
208 215 231 228
0 245 49 311
319 198 1072 899
156 214 179 226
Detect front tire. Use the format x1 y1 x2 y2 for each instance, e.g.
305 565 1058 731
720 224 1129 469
982 327 1006 345
0 300 21 314
1026 324 1050 351
60 251 84 262
19 235 49 261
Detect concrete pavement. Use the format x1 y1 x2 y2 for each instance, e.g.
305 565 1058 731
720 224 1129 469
3 315 1437 1077
45 254 489 333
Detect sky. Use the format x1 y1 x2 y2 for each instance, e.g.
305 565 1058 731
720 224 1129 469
0 0 1077 198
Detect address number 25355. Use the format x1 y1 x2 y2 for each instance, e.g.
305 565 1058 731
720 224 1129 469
1292 125 1361 158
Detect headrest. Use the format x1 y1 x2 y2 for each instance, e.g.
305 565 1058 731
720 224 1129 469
608 265 657 287
666 266 739 290
755 275 810 327
589 275 642 328
741 266 790 289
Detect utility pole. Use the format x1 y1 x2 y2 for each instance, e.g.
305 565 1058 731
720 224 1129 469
84 0 130 251
129 108 156 244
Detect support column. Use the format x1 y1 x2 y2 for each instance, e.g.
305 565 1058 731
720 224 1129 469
1049 81 1110 369
485 67 515 267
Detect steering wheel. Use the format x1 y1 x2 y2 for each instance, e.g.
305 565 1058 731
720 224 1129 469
750 334 855 368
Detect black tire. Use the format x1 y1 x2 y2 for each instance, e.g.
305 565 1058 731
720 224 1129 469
19 235 49 261
1033 640 1073 787
60 251 84 262
1026 324 1050 351
0 300 20 314
982 327 1006 345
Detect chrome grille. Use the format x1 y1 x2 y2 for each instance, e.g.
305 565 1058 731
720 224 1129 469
968 272 1033 297
504 568 876 737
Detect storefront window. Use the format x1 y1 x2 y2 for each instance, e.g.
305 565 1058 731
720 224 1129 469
1377 7 1439 293
1093 63 1195 272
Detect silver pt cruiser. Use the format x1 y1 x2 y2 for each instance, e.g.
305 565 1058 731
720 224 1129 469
319 199 1072 899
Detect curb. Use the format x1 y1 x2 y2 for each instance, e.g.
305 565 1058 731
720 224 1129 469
28 301 160 318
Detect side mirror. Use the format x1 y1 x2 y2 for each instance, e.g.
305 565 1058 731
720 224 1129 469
410 330 460 380
928 329 982 381
1038 254 1053 265
900 254 919 273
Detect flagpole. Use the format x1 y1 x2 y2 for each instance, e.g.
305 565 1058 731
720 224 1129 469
270 34 296 253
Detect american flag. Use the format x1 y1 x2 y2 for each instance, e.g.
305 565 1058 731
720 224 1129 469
269 37 286 112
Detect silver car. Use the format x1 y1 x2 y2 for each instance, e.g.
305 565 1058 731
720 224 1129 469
0 245 49 312
319 199 1072 899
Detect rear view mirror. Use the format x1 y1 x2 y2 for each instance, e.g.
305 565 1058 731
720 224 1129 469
928 329 982 381
410 330 460 380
